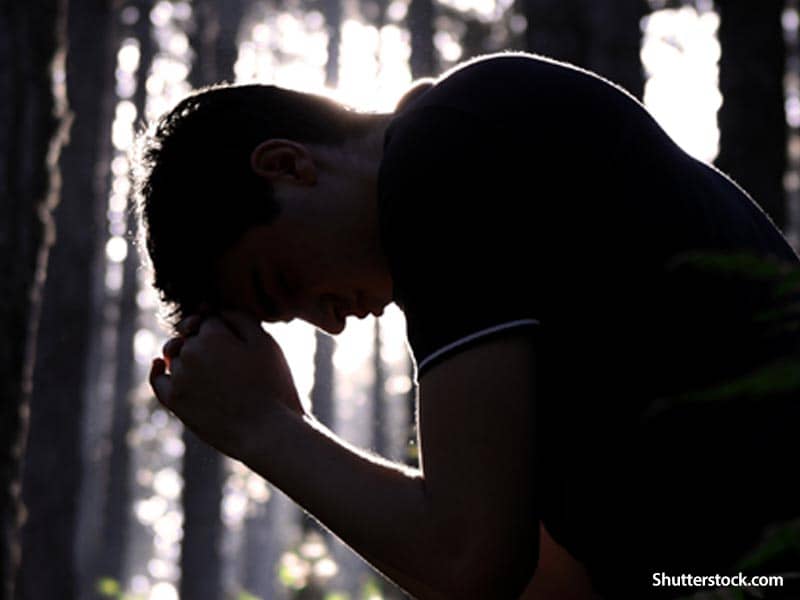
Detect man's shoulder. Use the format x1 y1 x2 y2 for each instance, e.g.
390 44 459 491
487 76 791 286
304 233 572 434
434 52 598 87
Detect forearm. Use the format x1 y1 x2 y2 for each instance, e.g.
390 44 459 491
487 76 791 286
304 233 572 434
154 317 540 598
243 409 459 599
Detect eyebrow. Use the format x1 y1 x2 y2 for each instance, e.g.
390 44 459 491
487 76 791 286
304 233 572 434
251 268 280 320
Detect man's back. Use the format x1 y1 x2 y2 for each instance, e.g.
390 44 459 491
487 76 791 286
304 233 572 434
379 53 800 596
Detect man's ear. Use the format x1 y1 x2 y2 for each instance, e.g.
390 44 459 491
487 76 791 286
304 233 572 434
250 139 317 185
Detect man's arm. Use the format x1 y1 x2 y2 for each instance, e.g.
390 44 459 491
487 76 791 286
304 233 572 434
152 314 539 598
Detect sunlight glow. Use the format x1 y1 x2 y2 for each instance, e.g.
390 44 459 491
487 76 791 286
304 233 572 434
434 30 463 63
106 236 129 263
234 9 327 92
338 20 413 111
153 467 182 500
264 321 317 409
438 0 498 21
136 495 169 526
333 316 377 376
134 328 159 364
149 581 179 600
222 490 249 527
641 6 721 162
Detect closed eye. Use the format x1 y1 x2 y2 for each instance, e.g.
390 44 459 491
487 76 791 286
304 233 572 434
251 269 280 321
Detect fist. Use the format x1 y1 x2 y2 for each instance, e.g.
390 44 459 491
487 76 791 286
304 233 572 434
150 311 304 461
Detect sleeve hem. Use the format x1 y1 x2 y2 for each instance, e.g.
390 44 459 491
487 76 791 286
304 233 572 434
417 319 540 375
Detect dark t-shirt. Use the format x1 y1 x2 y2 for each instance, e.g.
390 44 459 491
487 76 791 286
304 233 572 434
378 54 800 597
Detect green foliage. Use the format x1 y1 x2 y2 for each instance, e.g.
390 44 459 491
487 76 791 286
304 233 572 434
236 589 264 600
648 251 800 417
360 576 385 599
667 251 795 283
278 559 306 590
646 358 800 418
94 577 146 600
96 577 121 598
661 251 800 592
736 519 800 572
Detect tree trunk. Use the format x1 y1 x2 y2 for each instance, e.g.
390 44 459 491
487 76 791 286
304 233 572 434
583 0 647 100
0 2 69 599
87 4 154 592
371 322 387 458
14 1 116 598
408 0 437 78
177 4 234 598
523 0 586 66
324 0 342 88
216 0 248 84
717 0 787 229
295 331 335 599
523 0 646 100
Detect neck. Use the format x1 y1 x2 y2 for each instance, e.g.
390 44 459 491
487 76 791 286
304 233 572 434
343 113 394 180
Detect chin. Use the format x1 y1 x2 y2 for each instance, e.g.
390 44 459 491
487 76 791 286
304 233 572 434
320 318 346 336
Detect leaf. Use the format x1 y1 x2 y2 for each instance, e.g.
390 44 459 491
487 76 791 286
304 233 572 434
667 251 793 281
645 358 800 418
96 577 121 598
753 302 800 324
736 519 800 571
775 269 800 297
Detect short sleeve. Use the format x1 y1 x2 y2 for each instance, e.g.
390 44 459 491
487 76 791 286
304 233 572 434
378 105 542 377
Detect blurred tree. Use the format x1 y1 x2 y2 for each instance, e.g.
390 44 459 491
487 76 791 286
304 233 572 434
523 0 585 65
522 0 647 100
15 1 118 599
0 2 69 599
175 1 245 597
296 332 335 600
408 0 438 77
89 2 156 594
322 0 342 88
295 5 340 592
372 322 388 459
717 0 788 229
216 0 249 84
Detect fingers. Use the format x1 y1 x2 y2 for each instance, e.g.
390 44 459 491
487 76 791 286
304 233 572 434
150 358 173 407
165 313 207 366
163 336 184 360
176 314 204 336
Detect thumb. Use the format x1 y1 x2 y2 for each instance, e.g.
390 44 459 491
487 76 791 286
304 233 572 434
150 358 173 407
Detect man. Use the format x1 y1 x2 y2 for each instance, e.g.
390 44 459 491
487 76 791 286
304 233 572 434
134 52 800 598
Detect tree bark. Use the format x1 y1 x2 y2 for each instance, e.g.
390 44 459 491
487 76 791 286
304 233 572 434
177 4 234 597
583 0 647 100
14 1 116 599
408 0 438 78
523 0 585 66
0 1 69 599
216 0 248 84
323 0 342 87
523 0 647 100
717 0 788 229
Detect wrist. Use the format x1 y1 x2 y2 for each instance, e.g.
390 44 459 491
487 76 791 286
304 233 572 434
239 403 307 476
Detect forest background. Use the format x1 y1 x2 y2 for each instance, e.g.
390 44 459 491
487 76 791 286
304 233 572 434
1 0 797 599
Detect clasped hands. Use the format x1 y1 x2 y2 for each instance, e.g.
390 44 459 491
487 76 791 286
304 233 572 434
150 310 305 462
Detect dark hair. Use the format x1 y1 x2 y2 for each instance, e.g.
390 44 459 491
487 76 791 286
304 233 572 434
131 84 376 323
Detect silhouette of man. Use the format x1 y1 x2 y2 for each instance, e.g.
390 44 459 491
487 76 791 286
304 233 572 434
134 53 800 599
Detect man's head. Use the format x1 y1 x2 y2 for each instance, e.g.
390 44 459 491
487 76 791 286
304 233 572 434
132 83 393 334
